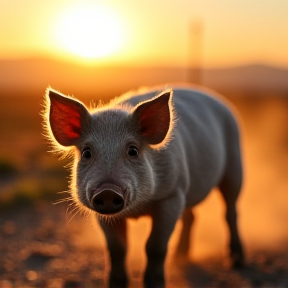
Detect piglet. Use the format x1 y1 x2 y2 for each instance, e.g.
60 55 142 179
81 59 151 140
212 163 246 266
44 86 244 288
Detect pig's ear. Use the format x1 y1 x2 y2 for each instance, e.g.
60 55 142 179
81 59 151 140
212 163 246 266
46 88 90 147
132 90 174 148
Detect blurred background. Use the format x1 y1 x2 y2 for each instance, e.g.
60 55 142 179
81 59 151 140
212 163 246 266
0 0 288 286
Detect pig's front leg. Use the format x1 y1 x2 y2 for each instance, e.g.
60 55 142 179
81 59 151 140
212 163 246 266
98 218 128 288
144 195 184 288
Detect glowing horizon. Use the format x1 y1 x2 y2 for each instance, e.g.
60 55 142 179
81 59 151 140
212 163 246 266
0 0 287 68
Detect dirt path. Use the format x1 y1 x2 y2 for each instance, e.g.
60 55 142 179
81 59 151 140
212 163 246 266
1 201 288 288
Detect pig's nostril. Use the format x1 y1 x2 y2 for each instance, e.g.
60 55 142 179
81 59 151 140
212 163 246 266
113 198 123 207
94 198 104 206
91 189 124 215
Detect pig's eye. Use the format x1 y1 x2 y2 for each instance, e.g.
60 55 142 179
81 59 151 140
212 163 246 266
81 147 92 160
127 145 138 157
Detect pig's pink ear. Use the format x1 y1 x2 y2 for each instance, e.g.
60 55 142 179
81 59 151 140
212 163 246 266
47 89 90 147
133 90 174 148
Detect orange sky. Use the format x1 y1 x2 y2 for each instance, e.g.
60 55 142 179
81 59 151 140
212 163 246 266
0 0 288 68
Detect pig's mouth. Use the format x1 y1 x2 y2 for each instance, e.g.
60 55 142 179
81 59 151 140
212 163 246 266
89 183 129 215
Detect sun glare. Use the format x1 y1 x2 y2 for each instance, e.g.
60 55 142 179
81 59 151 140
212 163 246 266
56 4 124 60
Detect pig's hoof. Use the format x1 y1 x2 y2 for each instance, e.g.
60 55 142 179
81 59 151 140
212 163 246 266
144 274 165 288
231 252 245 269
109 276 128 288
174 249 189 264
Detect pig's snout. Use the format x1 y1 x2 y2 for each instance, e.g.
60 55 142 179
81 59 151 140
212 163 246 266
90 184 125 215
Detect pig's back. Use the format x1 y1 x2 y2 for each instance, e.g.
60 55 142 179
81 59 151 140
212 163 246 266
120 87 241 206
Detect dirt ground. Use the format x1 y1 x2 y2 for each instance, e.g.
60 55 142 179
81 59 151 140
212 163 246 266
0 201 288 288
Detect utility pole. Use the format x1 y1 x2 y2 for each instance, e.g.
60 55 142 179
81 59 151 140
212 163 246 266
188 19 204 85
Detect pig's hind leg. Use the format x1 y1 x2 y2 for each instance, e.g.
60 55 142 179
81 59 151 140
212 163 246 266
98 218 128 288
218 147 244 268
175 208 194 257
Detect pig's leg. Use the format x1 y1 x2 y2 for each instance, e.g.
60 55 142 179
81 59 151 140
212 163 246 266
175 208 194 257
218 154 244 268
144 196 184 288
98 218 128 288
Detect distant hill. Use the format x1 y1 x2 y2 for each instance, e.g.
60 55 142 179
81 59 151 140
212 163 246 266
203 64 288 96
1 58 287 100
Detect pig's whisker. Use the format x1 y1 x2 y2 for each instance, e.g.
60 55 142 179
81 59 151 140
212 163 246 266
53 197 73 205
67 205 82 223
57 190 70 194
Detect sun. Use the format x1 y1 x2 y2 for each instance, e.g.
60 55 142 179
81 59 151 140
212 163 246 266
56 3 124 60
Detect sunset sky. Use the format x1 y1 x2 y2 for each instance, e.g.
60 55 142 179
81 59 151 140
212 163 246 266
0 0 287 68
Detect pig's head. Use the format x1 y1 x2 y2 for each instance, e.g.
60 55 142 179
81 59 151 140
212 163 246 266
44 88 174 221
